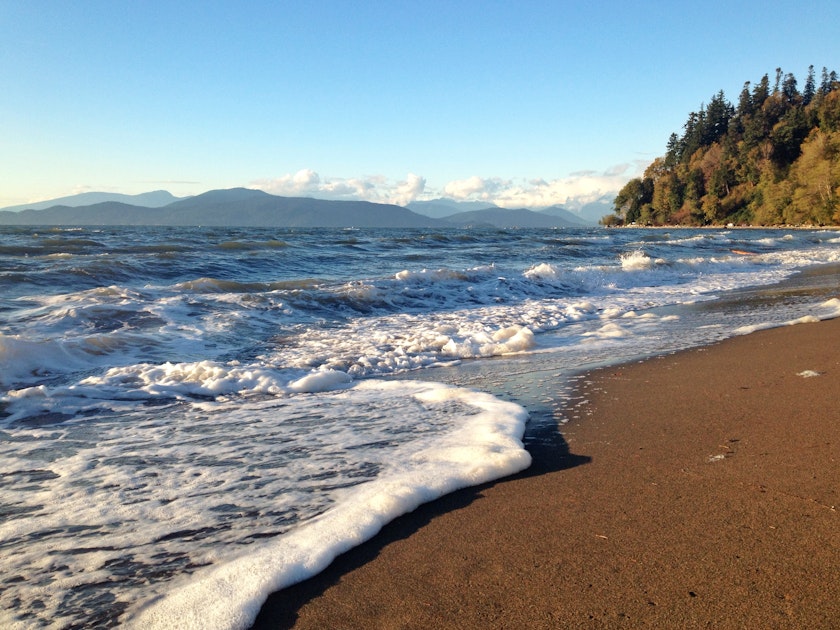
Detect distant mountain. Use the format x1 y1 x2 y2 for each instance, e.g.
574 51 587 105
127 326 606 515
407 198 498 218
440 207 588 228
161 189 445 227
0 187 607 228
0 202 164 226
409 197 599 225
0 188 446 228
556 194 617 223
534 205 593 226
1 190 181 212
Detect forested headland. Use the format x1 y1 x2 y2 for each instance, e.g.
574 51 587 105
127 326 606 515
607 66 840 226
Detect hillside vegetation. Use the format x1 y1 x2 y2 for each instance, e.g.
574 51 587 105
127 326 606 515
608 66 840 226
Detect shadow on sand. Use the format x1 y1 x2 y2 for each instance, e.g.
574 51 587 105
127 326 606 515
250 414 590 629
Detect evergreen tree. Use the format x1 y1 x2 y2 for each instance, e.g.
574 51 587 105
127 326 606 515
609 65 840 226
680 109 708 162
803 65 816 105
736 81 753 118
743 107 768 149
703 91 733 145
782 73 799 103
664 133 680 168
752 74 770 107
771 106 809 164
820 67 832 95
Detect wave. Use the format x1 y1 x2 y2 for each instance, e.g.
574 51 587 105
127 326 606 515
121 381 530 630
6 238 834 398
173 277 324 294
620 250 656 270
216 240 290 250
1 378 529 629
4 226 840 628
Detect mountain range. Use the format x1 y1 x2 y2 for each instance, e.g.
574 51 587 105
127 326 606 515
407 197 612 224
0 190 180 213
0 188 597 228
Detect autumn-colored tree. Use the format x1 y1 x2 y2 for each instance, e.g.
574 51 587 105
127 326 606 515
611 65 840 225
613 177 653 223
819 90 840 132
786 129 840 223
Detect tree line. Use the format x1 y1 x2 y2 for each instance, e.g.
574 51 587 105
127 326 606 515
607 66 840 226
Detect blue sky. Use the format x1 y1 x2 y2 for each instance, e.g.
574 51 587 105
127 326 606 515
2 1 838 209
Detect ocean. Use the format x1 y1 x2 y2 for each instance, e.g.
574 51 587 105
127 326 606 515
2 225 839 629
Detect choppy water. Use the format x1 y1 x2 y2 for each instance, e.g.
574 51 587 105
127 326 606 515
2 225 839 629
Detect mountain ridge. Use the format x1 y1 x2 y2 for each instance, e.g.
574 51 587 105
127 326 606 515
1 190 181 213
0 188 593 228
406 198 498 218
441 206 590 228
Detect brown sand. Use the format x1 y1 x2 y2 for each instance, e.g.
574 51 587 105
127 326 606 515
253 318 840 629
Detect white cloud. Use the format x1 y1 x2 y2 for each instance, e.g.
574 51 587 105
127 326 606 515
251 169 322 196
62 184 123 197
442 163 645 208
250 162 643 209
392 173 426 206
604 163 633 177
251 171 425 206
443 176 509 200
321 177 375 198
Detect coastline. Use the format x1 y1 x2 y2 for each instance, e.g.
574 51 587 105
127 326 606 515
252 316 839 629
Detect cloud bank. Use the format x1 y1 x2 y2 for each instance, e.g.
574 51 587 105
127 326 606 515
251 163 644 208
251 171 426 207
441 163 645 208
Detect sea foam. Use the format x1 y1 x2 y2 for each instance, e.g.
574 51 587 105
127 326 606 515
121 381 530 629
4 225 840 628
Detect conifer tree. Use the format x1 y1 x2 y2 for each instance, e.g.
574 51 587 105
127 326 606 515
664 133 680 167
608 65 840 226
782 73 799 103
736 82 753 118
820 67 832 95
803 65 816 105
703 91 733 145
752 74 770 107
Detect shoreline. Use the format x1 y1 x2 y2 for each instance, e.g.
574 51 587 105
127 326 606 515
252 317 839 629
608 223 840 230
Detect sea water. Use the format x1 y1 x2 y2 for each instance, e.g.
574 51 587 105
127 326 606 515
1 226 839 629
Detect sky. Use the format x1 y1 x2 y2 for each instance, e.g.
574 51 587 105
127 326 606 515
2 1 839 210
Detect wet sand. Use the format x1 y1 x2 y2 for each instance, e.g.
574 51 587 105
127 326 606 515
253 318 839 629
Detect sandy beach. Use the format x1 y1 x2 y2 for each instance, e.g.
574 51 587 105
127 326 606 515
252 317 839 629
